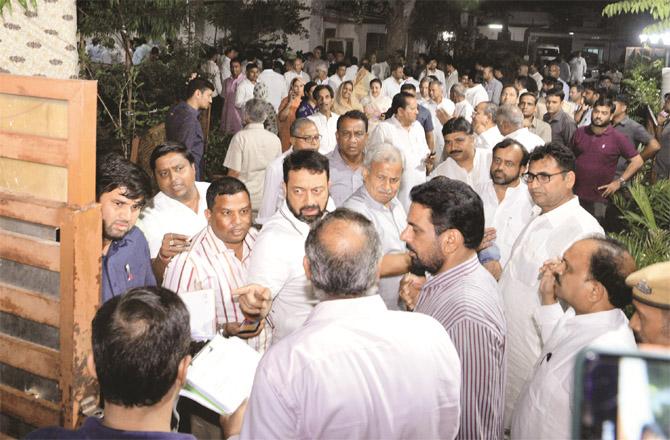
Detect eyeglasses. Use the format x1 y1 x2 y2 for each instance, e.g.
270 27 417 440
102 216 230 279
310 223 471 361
522 171 566 184
294 134 322 143
338 131 366 139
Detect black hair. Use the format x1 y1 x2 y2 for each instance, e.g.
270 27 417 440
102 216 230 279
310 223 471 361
400 83 417 92
313 84 334 100
390 91 415 115
493 138 530 167
303 81 317 98
283 149 330 184
369 78 382 88
335 61 347 70
186 77 215 99
515 75 532 91
92 286 191 407
519 91 538 104
410 177 485 250
442 116 473 136
542 76 559 87
205 46 218 60
245 62 259 73
205 177 250 210
96 153 153 204
587 235 633 309
337 109 369 132
545 87 565 101
528 142 576 172
149 142 195 172
593 96 616 114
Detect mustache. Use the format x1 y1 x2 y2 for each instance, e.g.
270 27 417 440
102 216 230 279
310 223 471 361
300 204 320 212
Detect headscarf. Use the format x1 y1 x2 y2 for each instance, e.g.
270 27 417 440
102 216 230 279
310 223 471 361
253 81 269 101
332 81 363 115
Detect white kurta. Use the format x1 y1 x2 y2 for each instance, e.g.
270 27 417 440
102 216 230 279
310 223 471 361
136 181 210 258
499 196 604 428
234 78 255 110
256 148 291 225
381 76 403 100
476 125 504 150
308 111 340 155
505 127 545 152
258 69 288 111
425 98 456 161
475 180 535 267
465 83 489 107
368 116 430 211
430 148 492 189
240 295 462 440
511 304 636 439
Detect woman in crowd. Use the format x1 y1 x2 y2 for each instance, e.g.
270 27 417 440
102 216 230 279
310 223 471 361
220 58 245 134
332 81 363 115
353 60 374 101
295 81 318 119
253 82 279 135
500 85 519 105
278 77 305 151
361 78 392 132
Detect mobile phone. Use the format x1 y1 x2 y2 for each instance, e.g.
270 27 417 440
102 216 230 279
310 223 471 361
572 347 670 440
237 318 261 335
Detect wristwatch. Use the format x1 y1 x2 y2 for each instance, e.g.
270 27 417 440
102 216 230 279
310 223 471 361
618 177 626 187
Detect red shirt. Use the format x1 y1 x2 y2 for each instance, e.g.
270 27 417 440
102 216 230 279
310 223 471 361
571 125 638 203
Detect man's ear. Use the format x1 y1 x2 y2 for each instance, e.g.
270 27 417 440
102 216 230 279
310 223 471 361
303 256 312 281
205 208 211 222
176 355 192 388
589 280 607 305
86 353 97 379
439 229 461 255
565 170 576 189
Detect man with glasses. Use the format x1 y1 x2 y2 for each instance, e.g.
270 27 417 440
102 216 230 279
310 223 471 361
498 142 603 431
327 110 368 206
256 118 321 224
308 84 340 155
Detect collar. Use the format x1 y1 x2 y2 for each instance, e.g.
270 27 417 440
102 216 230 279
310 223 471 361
245 122 265 130
107 226 141 254
204 225 252 261
358 184 400 212
424 254 480 291
540 195 579 219
545 110 564 123
613 116 629 127
586 124 614 136
304 295 387 325
561 306 628 330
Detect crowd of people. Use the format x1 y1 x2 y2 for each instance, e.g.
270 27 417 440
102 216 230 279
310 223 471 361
31 45 670 439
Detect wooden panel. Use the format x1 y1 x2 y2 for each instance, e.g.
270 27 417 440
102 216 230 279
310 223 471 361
0 284 59 327
0 93 68 139
0 191 65 228
0 158 68 203
0 334 60 381
0 230 60 272
0 384 60 428
59 206 101 428
65 81 97 206
0 133 69 168
0 74 90 102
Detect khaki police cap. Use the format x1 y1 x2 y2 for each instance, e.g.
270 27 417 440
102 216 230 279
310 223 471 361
626 261 670 309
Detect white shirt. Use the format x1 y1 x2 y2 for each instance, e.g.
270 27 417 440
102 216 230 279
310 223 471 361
445 69 459 97
132 43 151 65
234 78 255 109
465 83 489 107
223 123 282 210
420 68 447 91
342 186 407 310
308 111 340 155
569 56 587 83
530 72 543 91
314 77 329 86
498 196 603 428
258 69 288 111
453 99 474 123
240 295 462 440
344 65 358 82
136 181 210 258
326 148 364 206
381 76 403 100
368 116 430 211
162 226 270 352
220 55 232 81
474 180 535 267
201 60 223 97
511 304 636 439
284 70 310 91
505 127 545 152
256 148 291 225
430 148 492 189
246 199 332 343
476 125 504 150
425 98 456 160
328 73 345 93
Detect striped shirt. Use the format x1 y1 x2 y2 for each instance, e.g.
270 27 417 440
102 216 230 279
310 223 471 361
162 225 270 353
415 254 507 440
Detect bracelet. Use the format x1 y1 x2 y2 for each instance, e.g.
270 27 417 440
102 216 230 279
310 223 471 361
157 251 172 263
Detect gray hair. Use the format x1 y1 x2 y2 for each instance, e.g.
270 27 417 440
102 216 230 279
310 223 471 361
479 101 498 122
451 83 466 98
363 142 404 170
496 104 524 129
305 208 382 299
244 98 267 123
290 117 317 136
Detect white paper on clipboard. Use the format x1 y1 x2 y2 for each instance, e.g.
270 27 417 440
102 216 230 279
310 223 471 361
180 289 216 341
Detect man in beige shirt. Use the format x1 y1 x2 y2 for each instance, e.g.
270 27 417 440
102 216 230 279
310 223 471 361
519 92 552 143
224 98 282 215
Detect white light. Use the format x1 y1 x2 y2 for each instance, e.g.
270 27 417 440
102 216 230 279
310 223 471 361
662 33 670 46
569 32 574 36
488 24 503 30
639 34 648 43
441 31 455 41
650 34 660 45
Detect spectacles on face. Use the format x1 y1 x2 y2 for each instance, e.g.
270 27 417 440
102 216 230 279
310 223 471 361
338 131 366 140
294 134 322 143
522 171 566 184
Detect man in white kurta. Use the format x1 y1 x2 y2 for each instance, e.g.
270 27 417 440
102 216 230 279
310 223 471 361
381 64 405 99
511 237 637 439
234 64 259 111
308 85 340 155
258 66 288 112
368 94 429 211
425 80 456 162
499 143 603 429
496 104 545 153
239 209 461 440
473 102 504 150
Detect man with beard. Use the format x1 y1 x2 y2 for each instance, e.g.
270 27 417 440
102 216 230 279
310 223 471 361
575 83 601 127
571 96 642 226
543 87 577 149
474 139 534 278
498 143 603 430
399 177 506 440
245 150 334 343
98 154 155 303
